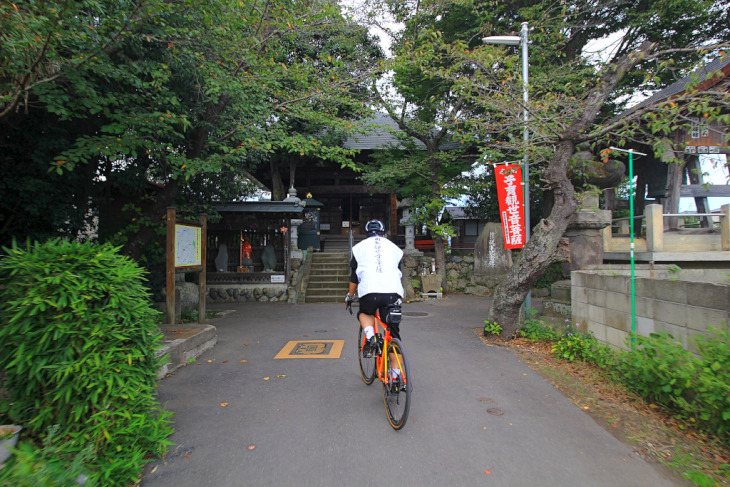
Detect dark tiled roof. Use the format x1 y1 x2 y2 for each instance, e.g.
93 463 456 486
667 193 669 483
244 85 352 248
343 113 426 150
622 56 730 117
215 201 304 214
444 206 468 219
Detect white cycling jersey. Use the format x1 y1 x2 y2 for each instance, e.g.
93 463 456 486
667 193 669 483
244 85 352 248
351 235 404 298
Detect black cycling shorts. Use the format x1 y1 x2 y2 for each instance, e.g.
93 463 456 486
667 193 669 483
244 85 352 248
358 293 402 340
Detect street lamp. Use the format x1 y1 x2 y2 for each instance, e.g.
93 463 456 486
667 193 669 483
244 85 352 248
483 22 531 309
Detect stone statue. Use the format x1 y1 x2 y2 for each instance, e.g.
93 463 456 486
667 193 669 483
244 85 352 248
241 237 253 265
214 243 228 272
261 243 276 272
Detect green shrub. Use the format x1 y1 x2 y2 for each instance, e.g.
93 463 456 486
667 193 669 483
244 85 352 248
550 322 614 367
483 320 502 336
0 240 173 486
690 328 730 438
518 319 561 342
615 329 730 441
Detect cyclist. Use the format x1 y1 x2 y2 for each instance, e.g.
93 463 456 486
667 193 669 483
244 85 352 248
346 219 404 381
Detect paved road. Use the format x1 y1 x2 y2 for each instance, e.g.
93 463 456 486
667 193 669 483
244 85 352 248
142 295 687 487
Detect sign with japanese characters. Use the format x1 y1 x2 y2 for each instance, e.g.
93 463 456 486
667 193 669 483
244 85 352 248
174 224 202 268
494 164 525 249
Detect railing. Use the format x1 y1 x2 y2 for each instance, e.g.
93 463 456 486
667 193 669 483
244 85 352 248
349 229 354 259
603 203 730 257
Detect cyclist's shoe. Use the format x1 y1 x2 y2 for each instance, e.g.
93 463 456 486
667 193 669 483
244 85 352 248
362 336 377 357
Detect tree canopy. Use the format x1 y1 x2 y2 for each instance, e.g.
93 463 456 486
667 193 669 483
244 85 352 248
1 0 382 263
352 0 729 334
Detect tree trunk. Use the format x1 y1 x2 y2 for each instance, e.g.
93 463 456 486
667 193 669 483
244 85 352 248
433 234 447 292
489 140 578 337
270 159 286 201
289 157 297 191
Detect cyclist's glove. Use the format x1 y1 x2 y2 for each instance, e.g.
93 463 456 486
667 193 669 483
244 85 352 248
345 294 354 305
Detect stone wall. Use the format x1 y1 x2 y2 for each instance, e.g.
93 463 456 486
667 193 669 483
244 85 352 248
206 257 304 304
400 253 497 300
207 284 290 303
571 265 730 351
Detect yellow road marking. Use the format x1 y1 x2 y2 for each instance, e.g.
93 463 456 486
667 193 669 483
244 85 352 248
274 340 345 359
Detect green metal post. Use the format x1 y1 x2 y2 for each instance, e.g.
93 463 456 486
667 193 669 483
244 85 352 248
610 147 646 350
628 150 636 349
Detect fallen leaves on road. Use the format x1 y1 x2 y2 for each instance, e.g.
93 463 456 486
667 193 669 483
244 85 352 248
474 328 730 485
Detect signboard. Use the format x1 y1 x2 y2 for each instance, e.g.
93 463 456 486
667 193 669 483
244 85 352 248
175 224 202 268
684 145 720 154
495 164 525 249
271 274 286 283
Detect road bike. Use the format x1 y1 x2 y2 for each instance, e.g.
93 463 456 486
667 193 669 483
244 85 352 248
347 300 411 430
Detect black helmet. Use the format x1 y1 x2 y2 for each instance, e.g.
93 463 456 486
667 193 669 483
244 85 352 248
365 219 385 235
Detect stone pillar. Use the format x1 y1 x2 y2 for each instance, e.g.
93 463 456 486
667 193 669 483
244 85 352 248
645 204 664 252
290 219 303 259
564 193 612 271
398 202 422 256
472 222 512 288
722 204 730 251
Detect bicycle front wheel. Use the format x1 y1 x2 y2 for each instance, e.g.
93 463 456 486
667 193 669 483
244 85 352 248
358 327 376 385
382 337 411 430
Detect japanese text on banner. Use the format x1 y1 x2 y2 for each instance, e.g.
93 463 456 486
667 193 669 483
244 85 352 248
494 164 525 249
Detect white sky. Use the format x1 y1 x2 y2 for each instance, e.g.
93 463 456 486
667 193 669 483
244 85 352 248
680 154 730 212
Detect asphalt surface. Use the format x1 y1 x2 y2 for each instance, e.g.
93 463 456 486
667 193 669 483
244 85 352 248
141 295 687 487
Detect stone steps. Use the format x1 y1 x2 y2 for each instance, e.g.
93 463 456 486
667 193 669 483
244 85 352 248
305 252 351 303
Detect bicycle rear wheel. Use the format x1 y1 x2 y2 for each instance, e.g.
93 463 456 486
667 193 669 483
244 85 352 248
357 327 376 385
382 337 411 430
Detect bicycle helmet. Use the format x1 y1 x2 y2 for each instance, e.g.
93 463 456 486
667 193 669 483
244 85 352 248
364 219 386 235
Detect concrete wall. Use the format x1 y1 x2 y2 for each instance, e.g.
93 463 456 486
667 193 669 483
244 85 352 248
400 253 501 300
572 265 730 351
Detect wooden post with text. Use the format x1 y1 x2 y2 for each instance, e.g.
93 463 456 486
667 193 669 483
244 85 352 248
166 207 207 324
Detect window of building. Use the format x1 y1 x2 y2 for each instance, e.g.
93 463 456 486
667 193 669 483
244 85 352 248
465 221 485 236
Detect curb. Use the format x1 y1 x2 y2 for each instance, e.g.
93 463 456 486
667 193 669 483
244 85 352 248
156 324 218 379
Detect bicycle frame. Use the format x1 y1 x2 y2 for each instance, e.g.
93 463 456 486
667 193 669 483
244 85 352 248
371 311 405 385
351 305 406 387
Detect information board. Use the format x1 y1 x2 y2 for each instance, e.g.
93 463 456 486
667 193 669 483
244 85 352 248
175 224 202 268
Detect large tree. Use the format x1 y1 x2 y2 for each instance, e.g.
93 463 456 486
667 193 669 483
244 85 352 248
474 0 728 336
356 0 730 336
1 0 381 265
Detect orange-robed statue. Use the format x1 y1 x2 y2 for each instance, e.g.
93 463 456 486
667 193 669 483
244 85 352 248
241 237 252 261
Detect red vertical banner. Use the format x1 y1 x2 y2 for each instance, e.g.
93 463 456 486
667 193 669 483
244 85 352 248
495 164 525 249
